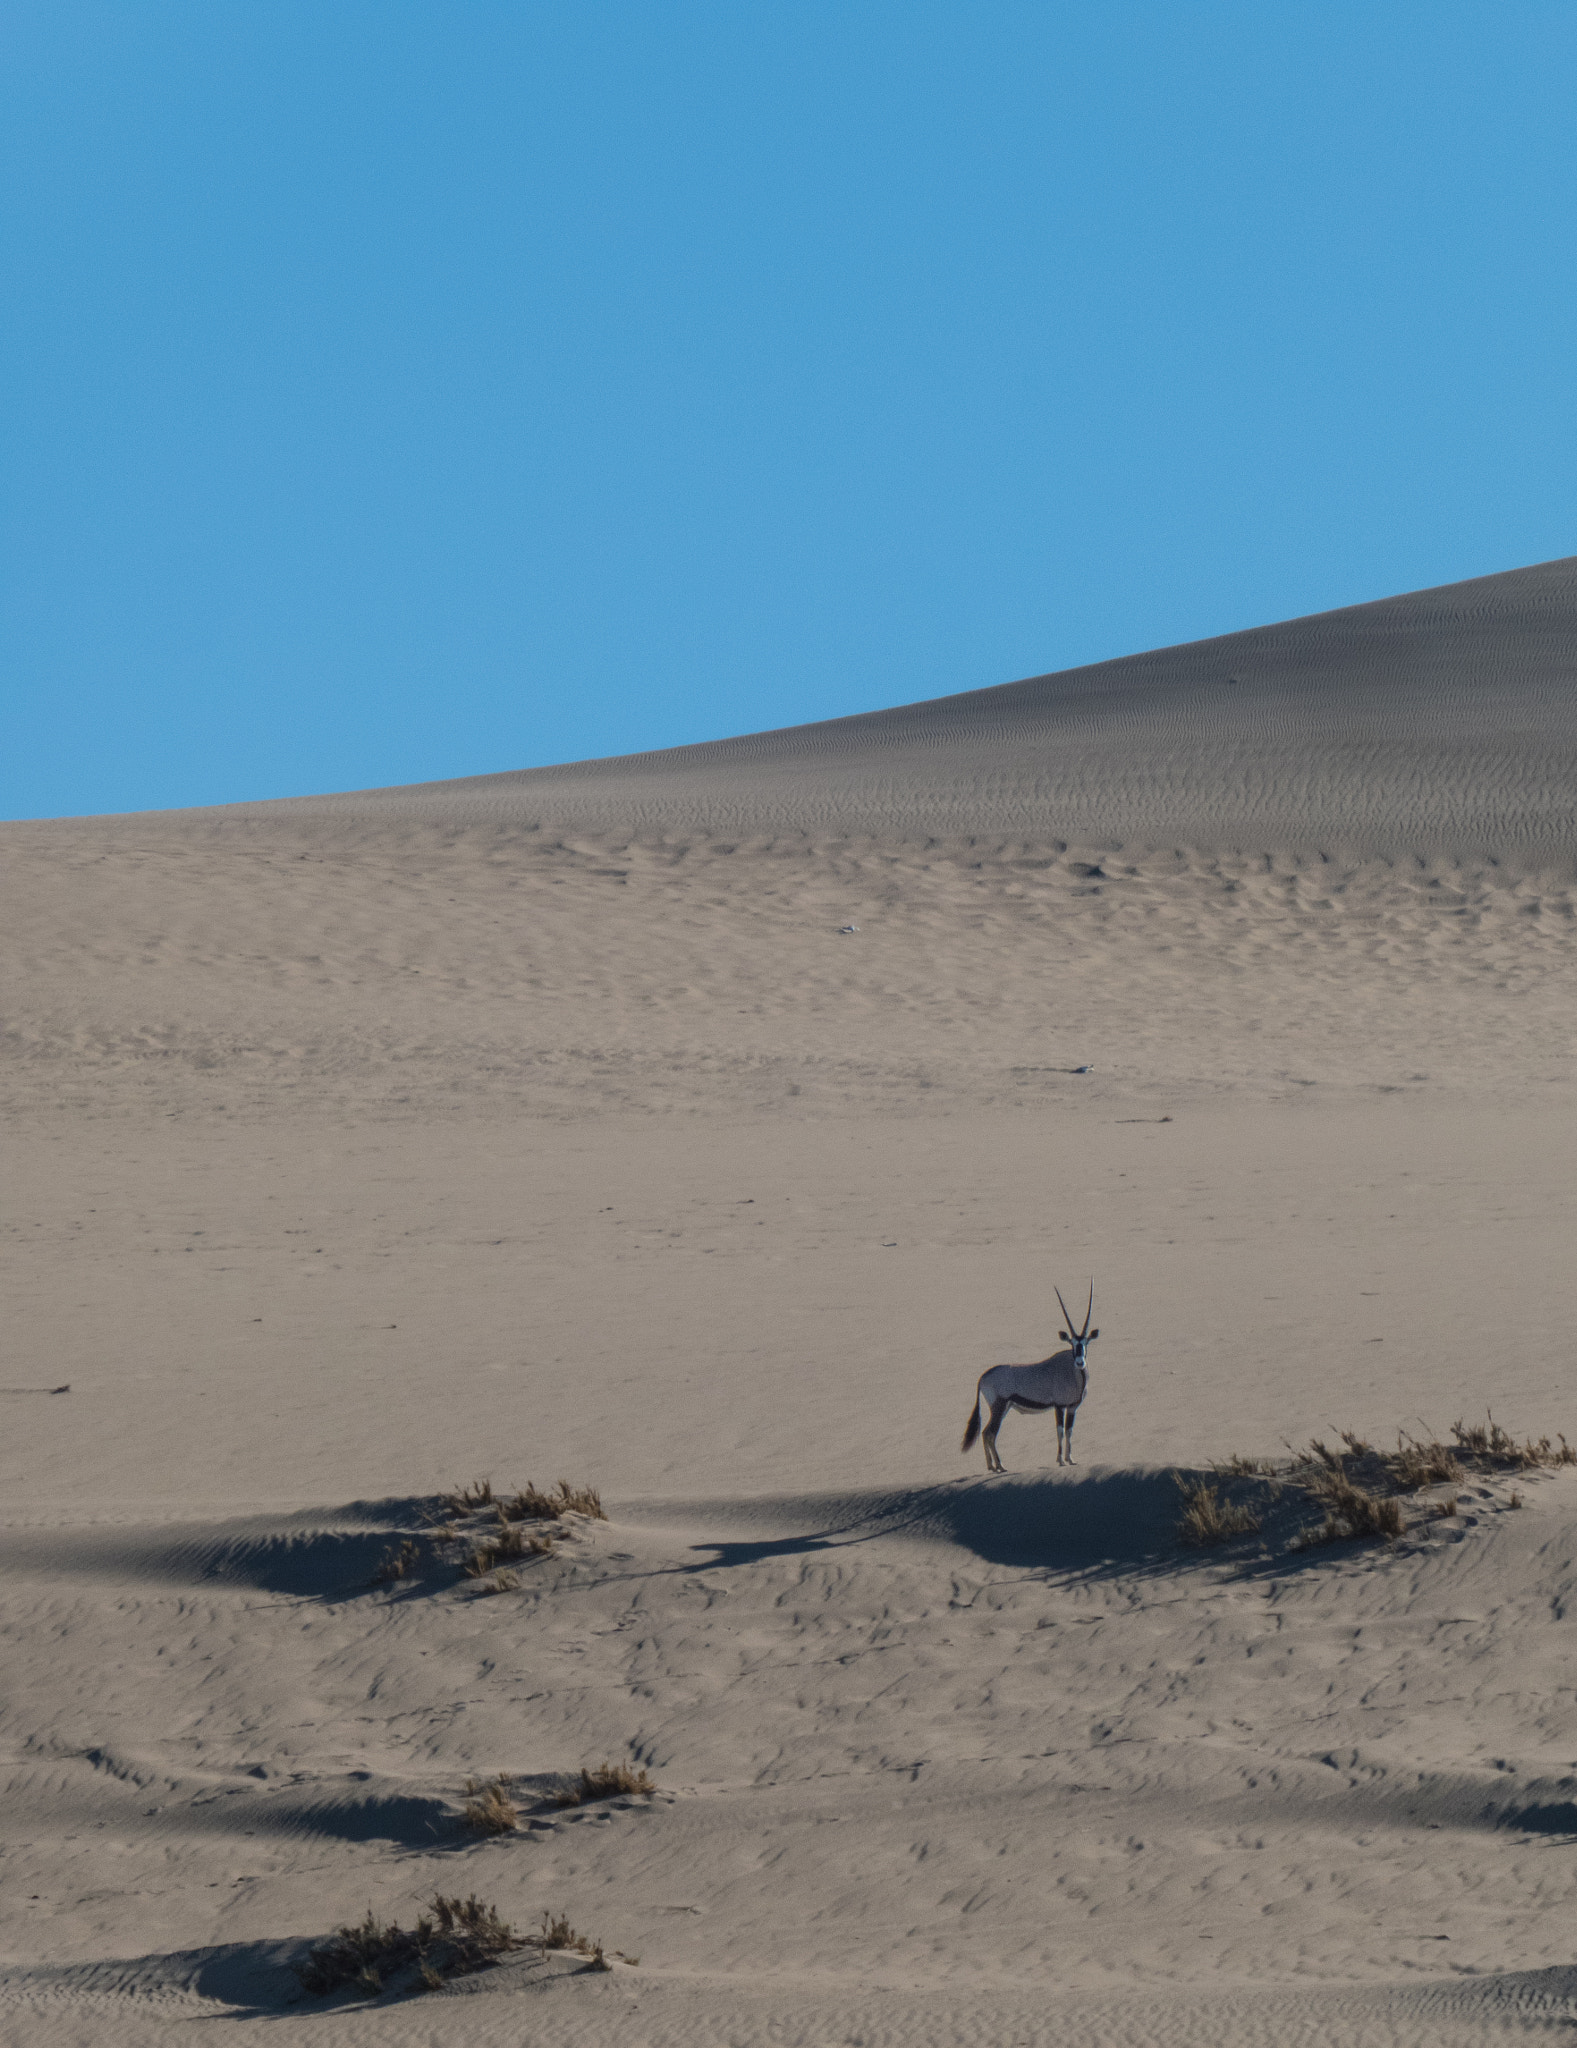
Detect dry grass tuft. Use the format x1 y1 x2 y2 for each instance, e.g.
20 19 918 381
1300 1468 1404 1546
461 1774 519 1835
1385 1435 1463 1492
1197 1416 1569 1560
535 1908 640 1969
464 1524 555 1577
293 1893 522 1999
429 1893 522 1970
443 1478 496 1513
371 1538 423 1586
428 1480 607 1587
538 1908 603 1959
474 1568 521 1594
1175 1476 1261 1547
1451 1415 1577 1470
503 1480 607 1524
553 1761 658 1808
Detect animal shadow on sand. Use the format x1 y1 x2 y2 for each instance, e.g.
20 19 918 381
682 1469 1185 1579
678 1465 1446 1586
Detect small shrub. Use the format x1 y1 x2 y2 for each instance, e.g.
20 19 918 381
462 1776 519 1834
554 1761 657 1808
1509 1489 1524 1510
1175 1476 1261 1548
293 1893 523 1999
430 1892 520 1969
503 1480 607 1524
372 1538 423 1586
294 1910 405 1997
1434 1495 1458 1518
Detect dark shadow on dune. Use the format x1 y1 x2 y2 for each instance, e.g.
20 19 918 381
1505 1800 1577 1836
670 1464 1440 1584
185 1528 408 1596
922 1470 1185 1568
683 1470 1188 1577
244 1788 457 1847
0 1939 308 2018
179 1939 309 2013
183 1495 447 1598
0 1497 444 1601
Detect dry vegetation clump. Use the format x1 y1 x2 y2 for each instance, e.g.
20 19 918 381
538 1909 607 1964
464 1516 557 1577
1299 1468 1404 1547
1451 1415 1577 1471
371 1538 424 1586
503 1480 607 1523
1184 1413 1565 1560
1175 1476 1262 1547
462 1774 519 1835
428 1480 607 1587
443 1478 495 1513
1211 1453 1277 1479
1288 1438 1405 1545
473 1567 522 1594
1385 1435 1463 1492
293 1893 522 1999
554 1762 658 1808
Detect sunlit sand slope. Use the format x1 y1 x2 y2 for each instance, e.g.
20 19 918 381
260 555 1577 855
6 556 1577 2044
4 1473 1577 2046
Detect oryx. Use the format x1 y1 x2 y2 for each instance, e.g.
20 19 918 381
960 1285 1100 1472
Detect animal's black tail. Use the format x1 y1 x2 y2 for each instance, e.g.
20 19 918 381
961 1384 982 1453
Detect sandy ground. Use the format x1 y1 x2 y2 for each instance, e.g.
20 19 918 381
5 560 1577 2043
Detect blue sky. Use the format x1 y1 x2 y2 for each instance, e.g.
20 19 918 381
4 3 1576 819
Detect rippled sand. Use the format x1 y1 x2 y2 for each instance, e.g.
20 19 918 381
4 559 1577 2045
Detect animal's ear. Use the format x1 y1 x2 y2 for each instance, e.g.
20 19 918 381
1059 1331 1070 1342
1089 1328 1099 1340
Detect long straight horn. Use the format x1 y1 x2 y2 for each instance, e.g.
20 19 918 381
1054 1285 1074 1335
1081 1282 1093 1339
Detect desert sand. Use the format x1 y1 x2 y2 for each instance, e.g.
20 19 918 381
4 557 1577 2044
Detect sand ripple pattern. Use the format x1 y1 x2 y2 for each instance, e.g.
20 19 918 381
236 555 1577 859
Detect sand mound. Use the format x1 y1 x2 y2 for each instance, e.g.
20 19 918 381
241 554 1577 857
7 557 1577 2043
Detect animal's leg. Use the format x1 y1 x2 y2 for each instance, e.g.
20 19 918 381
1064 1407 1077 1465
1054 1407 1066 1466
982 1398 1008 1473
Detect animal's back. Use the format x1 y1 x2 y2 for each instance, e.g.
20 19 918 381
988 1348 1085 1407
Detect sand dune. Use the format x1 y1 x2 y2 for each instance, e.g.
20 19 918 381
261 554 1577 857
4 559 1577 2043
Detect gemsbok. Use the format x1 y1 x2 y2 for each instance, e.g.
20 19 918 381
961 1285 1100 1472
